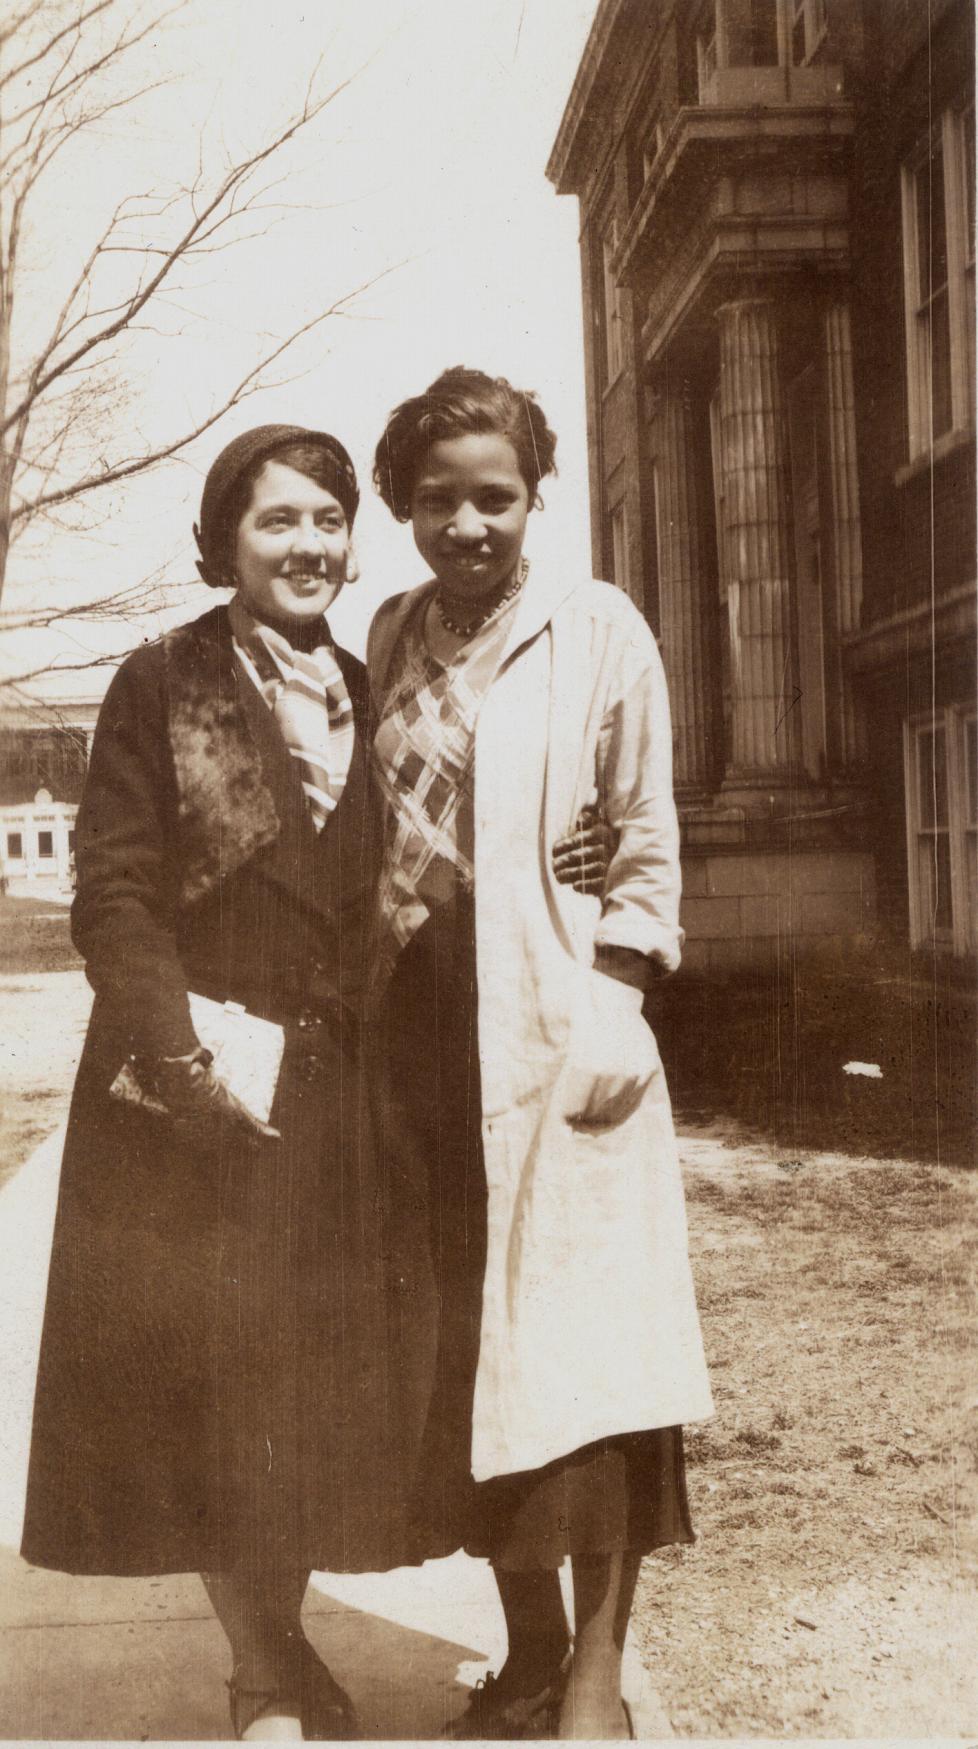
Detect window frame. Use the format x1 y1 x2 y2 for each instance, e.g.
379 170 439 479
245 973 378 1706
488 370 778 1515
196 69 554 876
642 116 664 181
600 212 623 387
791 0 827 66
901 103 975 461
904 706 977 955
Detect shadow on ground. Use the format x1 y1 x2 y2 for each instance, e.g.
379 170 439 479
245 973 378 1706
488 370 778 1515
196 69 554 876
0 1545 483 1740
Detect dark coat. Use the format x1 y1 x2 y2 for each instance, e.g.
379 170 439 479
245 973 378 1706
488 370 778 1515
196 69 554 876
22 604 409 1577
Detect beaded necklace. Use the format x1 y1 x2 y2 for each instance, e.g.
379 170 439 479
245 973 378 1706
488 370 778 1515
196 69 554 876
435 556 528 639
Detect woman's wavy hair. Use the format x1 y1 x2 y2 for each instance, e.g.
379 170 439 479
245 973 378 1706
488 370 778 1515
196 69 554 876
373 367 557 522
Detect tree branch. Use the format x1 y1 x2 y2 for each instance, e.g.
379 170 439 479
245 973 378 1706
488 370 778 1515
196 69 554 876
1 67 357 437
12 260 404 521
0 0 116 89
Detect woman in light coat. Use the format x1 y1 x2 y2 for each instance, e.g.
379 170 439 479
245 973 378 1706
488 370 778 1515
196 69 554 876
369 368 713 1740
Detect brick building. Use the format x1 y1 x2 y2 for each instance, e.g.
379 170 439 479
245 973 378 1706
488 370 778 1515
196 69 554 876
547 0 975 975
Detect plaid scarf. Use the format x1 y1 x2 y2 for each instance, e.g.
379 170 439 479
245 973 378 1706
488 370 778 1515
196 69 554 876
229 596 354 830
371 597 515 990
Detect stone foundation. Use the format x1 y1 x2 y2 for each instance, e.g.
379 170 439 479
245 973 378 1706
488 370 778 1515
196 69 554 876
679 848 877 974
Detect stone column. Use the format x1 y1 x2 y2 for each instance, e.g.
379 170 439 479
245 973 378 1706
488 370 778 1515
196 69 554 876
822 298 867 770
717 298 800 785
652 384 715 796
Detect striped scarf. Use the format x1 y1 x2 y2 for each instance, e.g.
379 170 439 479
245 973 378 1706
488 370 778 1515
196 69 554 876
229 596 354 830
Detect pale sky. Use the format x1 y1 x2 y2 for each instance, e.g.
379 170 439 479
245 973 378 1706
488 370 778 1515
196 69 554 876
1 0 600 699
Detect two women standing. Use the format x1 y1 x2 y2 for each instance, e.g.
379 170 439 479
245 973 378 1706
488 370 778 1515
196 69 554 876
22 373 711 1741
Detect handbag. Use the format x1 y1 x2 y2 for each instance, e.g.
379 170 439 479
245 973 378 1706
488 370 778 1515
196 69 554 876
109 993 285 1125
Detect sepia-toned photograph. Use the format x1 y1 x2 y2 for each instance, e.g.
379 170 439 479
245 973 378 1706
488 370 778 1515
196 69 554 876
0 0 974 1741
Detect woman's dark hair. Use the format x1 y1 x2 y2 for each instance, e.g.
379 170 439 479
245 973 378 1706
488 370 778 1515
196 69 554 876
373 367 557 522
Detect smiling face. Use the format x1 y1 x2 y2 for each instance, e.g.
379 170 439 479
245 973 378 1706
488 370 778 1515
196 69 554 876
408 432 531 601
233 459 350 626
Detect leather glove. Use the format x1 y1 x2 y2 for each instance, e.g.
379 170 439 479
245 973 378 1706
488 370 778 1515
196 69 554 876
151 1046 280 1146
563 969 658 1129
552 804 617 896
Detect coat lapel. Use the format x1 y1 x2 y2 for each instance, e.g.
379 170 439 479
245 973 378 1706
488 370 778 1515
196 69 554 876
165 603 366 913
165 607 281 907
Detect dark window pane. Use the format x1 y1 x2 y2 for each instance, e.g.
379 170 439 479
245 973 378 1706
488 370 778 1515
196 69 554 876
918 726 948 828
37 831 54 858
792 12 806 64
918 834 953 933
964 107 975 253
6 832 23 858
929 290 953 437
966 718 977 824
916 148 948 299
934 834 953 931
751 0 779 64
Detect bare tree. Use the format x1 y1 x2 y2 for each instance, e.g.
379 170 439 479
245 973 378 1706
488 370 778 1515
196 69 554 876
0 0 378 626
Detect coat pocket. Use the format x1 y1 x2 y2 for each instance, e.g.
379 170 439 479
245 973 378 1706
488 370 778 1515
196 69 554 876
561 964 659 1132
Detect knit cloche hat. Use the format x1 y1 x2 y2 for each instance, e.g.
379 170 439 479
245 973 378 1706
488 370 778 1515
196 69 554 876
193 424 360 588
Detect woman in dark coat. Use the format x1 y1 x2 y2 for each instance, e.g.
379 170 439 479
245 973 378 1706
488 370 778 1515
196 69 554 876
21 426 404 1740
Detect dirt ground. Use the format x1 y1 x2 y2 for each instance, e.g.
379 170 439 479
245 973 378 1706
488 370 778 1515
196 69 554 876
0 956 975 1738
641 1125 977 1737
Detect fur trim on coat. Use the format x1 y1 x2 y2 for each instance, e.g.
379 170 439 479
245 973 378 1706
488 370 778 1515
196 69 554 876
164 609 280 908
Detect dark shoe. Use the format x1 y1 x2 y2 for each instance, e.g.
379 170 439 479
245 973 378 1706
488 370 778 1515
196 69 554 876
299 1640 359 1741
446 1649 572 1741
227 1675 301 1741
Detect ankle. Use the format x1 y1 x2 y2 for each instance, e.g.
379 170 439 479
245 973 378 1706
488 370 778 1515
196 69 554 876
498 1633 571 1697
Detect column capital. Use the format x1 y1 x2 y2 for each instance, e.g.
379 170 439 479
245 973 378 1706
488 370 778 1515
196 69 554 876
715 295 779 323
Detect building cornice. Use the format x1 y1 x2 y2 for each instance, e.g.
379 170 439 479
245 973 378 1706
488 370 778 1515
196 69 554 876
617 102 855 284
546 0 629 194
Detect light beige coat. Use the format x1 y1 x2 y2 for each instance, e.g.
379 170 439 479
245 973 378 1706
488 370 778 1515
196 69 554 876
368 565 714 1481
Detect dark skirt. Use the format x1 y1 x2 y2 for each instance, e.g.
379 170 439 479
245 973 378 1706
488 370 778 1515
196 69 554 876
377 894 693 1572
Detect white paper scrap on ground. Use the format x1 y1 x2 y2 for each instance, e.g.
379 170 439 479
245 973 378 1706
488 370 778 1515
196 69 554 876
843 1061 884 1078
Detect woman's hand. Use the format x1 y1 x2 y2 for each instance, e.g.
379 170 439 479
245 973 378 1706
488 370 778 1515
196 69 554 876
564 971 658 1129
153 1047 280 1147
552 805 616 896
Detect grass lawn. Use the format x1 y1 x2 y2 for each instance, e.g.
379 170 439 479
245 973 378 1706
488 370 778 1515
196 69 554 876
634 1124 977 1736
0 895 81 974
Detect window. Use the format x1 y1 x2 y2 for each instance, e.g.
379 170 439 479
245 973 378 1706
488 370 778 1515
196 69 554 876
600 216 623 384
905 709 977 954
6 832 23 859
901 104 975 459
791 0 826 65
68 829 76 853
37 831 54 859
609 500 629 594
697 15 718 98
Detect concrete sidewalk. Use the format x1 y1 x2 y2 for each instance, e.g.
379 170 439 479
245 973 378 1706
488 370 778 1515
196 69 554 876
0 1124 672 1741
